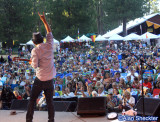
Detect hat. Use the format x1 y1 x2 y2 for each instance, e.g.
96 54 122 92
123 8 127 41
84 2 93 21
32 32 43 45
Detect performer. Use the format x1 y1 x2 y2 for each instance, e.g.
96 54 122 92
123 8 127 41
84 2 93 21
26 12 56 122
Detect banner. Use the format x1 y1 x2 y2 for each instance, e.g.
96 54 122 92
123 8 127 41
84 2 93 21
91 35 96 42
146 21 160 29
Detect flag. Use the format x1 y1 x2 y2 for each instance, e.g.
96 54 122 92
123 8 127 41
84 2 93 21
146 33 148 39
91 35 96 42
78 28 79 39
13 40 14 45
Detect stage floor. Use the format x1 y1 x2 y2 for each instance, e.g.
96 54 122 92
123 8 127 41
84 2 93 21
0 110 121 122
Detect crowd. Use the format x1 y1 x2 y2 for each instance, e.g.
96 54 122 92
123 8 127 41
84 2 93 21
0 41 160 112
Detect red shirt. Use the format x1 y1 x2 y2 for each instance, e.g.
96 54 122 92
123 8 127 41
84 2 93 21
143 82 152 89
16 95 22 100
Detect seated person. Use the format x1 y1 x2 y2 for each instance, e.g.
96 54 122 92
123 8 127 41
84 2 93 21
54 85 62 96
97 86 105 96
107 91 122 113
63 87 74 97
122 90 135 111
92 91 98 97
132 77 140 89
113 88 122 100
143 77 152 90
104 80 112 92
154 92 160 98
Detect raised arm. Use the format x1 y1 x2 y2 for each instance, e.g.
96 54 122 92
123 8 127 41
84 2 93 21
38 12 51 34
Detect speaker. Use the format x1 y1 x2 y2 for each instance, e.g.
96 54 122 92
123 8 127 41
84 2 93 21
10 99 29 110
134 97 160 117
53 101 77 112
77 97 106 116
53 97 78 102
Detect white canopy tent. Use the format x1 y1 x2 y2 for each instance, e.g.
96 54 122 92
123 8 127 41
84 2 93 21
61 36 74 43
79 35 91 41
108 34 124 40
54 39 60 45
123 36 132 41
26 39 60 45
124 33 142 40
95 35 107 41
26 40 33 45
102 13 160 38
26 39 60 52
141 32 159 39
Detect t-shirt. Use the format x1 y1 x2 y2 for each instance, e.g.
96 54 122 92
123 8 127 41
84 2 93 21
125 96 135 109
143 82 152 89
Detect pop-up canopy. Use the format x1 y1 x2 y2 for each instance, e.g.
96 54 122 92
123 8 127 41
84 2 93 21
79 35 91 41
95 35 107 41
141 32 159 39
26 38 59 45
108 34 124 40
124 33 142 40
61 36 74 43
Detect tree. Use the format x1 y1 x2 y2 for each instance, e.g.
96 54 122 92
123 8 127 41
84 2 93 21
48 0 97 39
102 0 150 36
149 0 160 13
0 0 35 48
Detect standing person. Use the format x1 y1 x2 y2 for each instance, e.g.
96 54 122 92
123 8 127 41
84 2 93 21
26 12 56 122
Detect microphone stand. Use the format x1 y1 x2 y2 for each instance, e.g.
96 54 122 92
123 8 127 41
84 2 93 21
139 58 145 116
133 54 155 117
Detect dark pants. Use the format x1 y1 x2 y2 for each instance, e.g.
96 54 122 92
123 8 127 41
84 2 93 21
26 77 54 122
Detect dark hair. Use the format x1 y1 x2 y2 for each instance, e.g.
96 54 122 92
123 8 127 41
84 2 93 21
32 32 43 45
134 77 138 81
95 69 99 73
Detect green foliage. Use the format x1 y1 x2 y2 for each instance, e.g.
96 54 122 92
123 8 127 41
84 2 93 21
0 0 35 47
0 0 154 46
102 0 150 35
149 0 160 13
49 0 97 39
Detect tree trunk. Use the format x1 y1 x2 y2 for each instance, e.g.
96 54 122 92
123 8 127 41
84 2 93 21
100 0 104 34
123 17 127 36
97 3 100 34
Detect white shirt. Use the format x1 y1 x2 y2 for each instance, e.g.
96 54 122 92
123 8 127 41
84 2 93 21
64 92 75 97
125 96 135 109
98 92 105 96
20 81 26 86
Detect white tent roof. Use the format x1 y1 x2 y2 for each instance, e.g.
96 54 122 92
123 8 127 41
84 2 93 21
61 36 74 43
54 39 59 45
103 13 160 38
26 40 33 45
79 35 91 41
123 36 132 41
26 38 59 45
125 33 142 40
95 35 107 41
141 32 159 39
108 34 124 40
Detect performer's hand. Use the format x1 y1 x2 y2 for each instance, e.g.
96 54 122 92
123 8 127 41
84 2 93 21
38 12 46 23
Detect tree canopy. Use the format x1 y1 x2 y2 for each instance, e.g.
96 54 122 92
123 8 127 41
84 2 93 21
0 0 154 47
